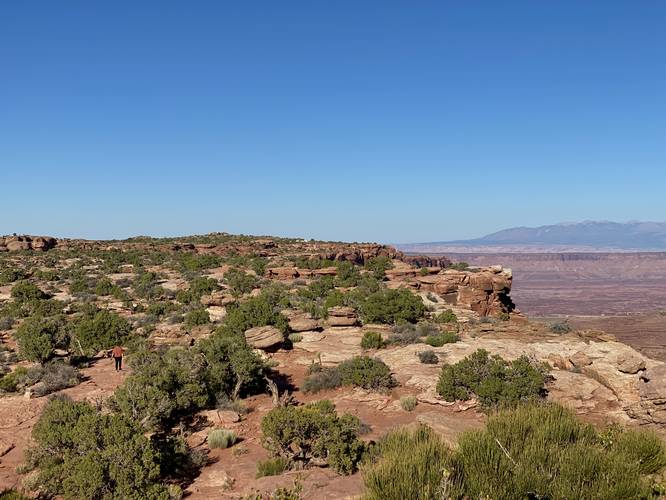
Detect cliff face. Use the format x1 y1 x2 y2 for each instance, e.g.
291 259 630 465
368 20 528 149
386 264 514 316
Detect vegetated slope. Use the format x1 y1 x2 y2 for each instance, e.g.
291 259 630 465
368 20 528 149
1 232 665 498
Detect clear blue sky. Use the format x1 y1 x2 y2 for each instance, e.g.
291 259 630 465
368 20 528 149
1 1 664 243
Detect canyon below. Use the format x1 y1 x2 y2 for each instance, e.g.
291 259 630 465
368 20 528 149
440 252 666 362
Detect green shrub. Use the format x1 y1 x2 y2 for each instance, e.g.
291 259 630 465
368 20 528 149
69 276 91 294
178 253 222 272
24 397 169 499
256 457 291 478
94 277 117 296
0 316 14 331
11 281 46 302
359 288 425 324
606 427 666 475
208 429 237 449
302 366 343 394
288 333 302 343
335 261 362 287
217 292 288 338
424 331 459 347
0 489 31 500
361 331 384 350
261 400 365 475
419 267 429 276
400 395 417 411
224 268 259 297
362 425 452 500
291 276 337 319
436 349 549 409
434 309 457 324
72 309 132 357
197 333 267 400
132 271 165 299
550 321 572 334
34 269 59 282
448 262 469 271
364 256 393 280
111 348 211 429
419 350 439 364
146 301 175 318
0 268 27 285
0 367 28 392
25 362 82 396
184 308 210 327
189 276 219 298
386 323 421 345
450 402 666 499
337 356 396 392
15 315 69 363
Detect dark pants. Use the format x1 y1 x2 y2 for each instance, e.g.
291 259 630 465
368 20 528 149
114 357 122 371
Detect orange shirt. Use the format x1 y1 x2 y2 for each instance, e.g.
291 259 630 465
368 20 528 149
112 346 123 358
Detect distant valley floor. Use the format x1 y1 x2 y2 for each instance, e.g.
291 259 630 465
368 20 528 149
435 252 666 361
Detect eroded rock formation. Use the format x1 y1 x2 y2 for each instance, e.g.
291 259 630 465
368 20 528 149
0 235 57 252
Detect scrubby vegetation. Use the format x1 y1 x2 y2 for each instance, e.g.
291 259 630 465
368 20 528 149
454 403 666 499
399 395 417 411
424 331 459 347
550 321 572 334
437 349 548 409
111 335 265 430
261 400 366 475
208 428 237 449
362 425 452 500
359 288 426 324
4 233 655 498
362 403 666 499
303 356 396 394
418 350 439 364
256 457 291 478
361 331 384 349
437 349 550 409
22 396 172 499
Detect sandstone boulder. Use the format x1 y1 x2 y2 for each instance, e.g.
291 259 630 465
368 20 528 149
616 354 646 374
326 306 358 326
289 316 321 332
201 292 235 307
398 267 514 317
569 351 592 368
1 235 57 252
636 365 666 425
245 325 284 349
266 267 300 280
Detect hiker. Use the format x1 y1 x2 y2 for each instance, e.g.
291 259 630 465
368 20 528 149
111 345 124 371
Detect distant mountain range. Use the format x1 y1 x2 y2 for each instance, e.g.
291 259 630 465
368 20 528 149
398 221 666 253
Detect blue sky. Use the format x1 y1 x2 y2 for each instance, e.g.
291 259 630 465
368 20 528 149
1 1 664 243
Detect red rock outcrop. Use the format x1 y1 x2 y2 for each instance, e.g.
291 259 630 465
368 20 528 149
0 235 57 252
389 265 515 316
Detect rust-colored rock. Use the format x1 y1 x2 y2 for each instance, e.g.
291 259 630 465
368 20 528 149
399 266 514 316
200 292 235 307
1 235 57 252
244 325 284 349
289 316 321 332
266 267 300 280
326 306 359 327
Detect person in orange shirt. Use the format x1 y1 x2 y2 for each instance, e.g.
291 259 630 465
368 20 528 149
111 345 124 371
